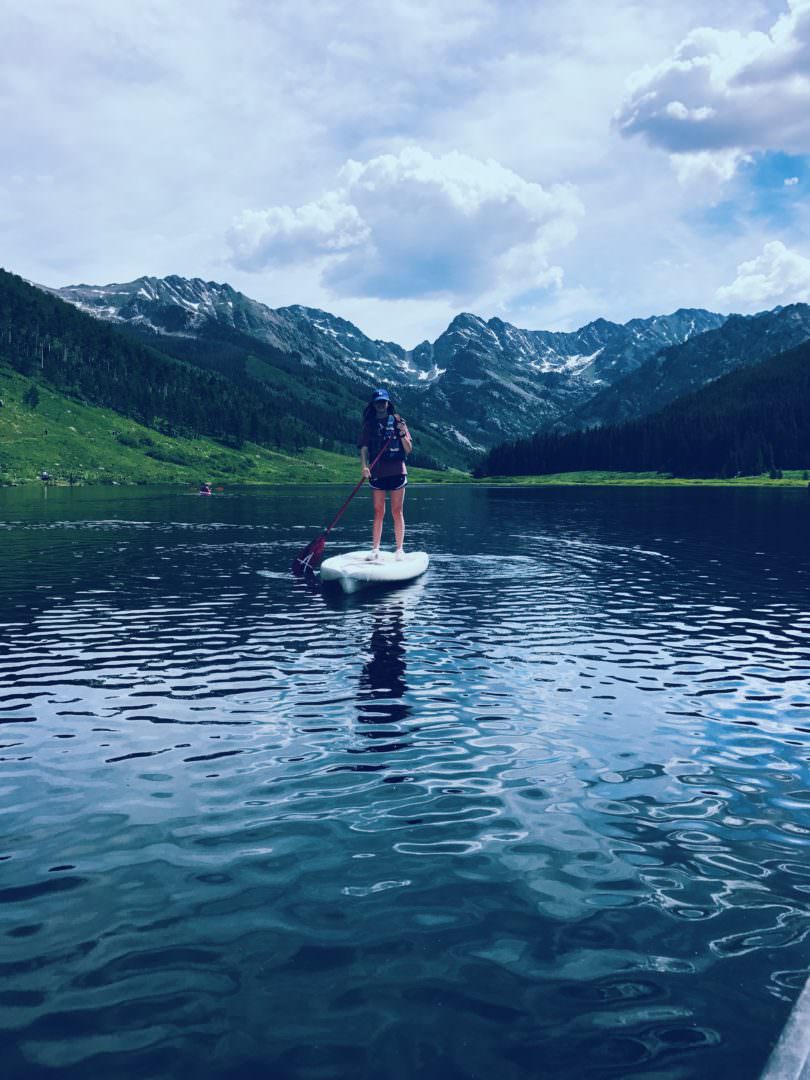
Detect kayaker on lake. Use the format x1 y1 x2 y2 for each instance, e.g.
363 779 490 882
358 388 412 561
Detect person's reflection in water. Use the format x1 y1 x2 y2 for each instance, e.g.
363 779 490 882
353 599 412 753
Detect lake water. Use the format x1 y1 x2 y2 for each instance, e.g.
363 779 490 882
1 483 809 1080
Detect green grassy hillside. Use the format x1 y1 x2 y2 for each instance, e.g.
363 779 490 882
0 364 468 486
4 362 803 490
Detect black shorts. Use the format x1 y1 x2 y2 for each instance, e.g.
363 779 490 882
369 474 407 491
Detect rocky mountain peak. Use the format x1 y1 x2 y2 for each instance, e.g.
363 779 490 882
567 301 810 431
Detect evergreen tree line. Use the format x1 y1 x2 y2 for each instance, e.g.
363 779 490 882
479 338 810 478
123 320 367 452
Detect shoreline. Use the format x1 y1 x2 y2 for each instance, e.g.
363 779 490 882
3 471 809 491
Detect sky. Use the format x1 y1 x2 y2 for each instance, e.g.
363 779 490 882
2 0 810 346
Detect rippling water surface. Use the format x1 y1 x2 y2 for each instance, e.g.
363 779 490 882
1 483 809 1080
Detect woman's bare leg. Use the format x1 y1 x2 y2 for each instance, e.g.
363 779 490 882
372 489 386 550
390 487 405 551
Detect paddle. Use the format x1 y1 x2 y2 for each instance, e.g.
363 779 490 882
291 438 393 577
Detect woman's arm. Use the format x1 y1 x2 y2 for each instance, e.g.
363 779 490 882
359 421 371 477
397 417 413 455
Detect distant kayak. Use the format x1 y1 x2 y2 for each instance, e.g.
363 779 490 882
320 550 429 594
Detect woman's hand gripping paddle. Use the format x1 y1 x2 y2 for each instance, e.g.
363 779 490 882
291 438 393 577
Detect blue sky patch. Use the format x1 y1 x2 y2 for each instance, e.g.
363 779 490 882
687 152 809 238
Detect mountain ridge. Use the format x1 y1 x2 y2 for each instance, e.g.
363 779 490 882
480 334 810 479
50 275 731 451
566 302 810 430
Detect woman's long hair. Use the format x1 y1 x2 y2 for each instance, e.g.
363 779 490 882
362 395 396 423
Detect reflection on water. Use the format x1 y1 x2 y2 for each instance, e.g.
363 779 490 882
0 483 808 1080
358 602 409 725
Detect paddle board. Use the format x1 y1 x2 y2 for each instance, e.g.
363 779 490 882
320 550 429 594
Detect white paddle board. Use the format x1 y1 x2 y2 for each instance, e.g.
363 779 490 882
320 549 429 594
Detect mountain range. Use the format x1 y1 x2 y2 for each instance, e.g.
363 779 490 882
51 276 745 453
568 303 810 430
410 307 726 445
481 334 810 479
15 272 810 471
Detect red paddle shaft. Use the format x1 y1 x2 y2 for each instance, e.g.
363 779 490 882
291 437 394 576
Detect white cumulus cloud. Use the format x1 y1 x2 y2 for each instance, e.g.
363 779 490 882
716 240 810 308
669 148 752 185
227 194 369 271
615 0 810 179
228 146 583 304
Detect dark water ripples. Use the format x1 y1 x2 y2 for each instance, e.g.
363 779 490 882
0 485 809 1079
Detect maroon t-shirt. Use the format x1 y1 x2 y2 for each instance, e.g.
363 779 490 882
358 417 410 478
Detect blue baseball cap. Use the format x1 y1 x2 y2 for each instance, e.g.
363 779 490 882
371 388 390 401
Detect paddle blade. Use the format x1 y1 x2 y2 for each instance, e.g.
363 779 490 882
292 534 326 577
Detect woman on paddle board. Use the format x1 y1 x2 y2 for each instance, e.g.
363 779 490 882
358 388 412 561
